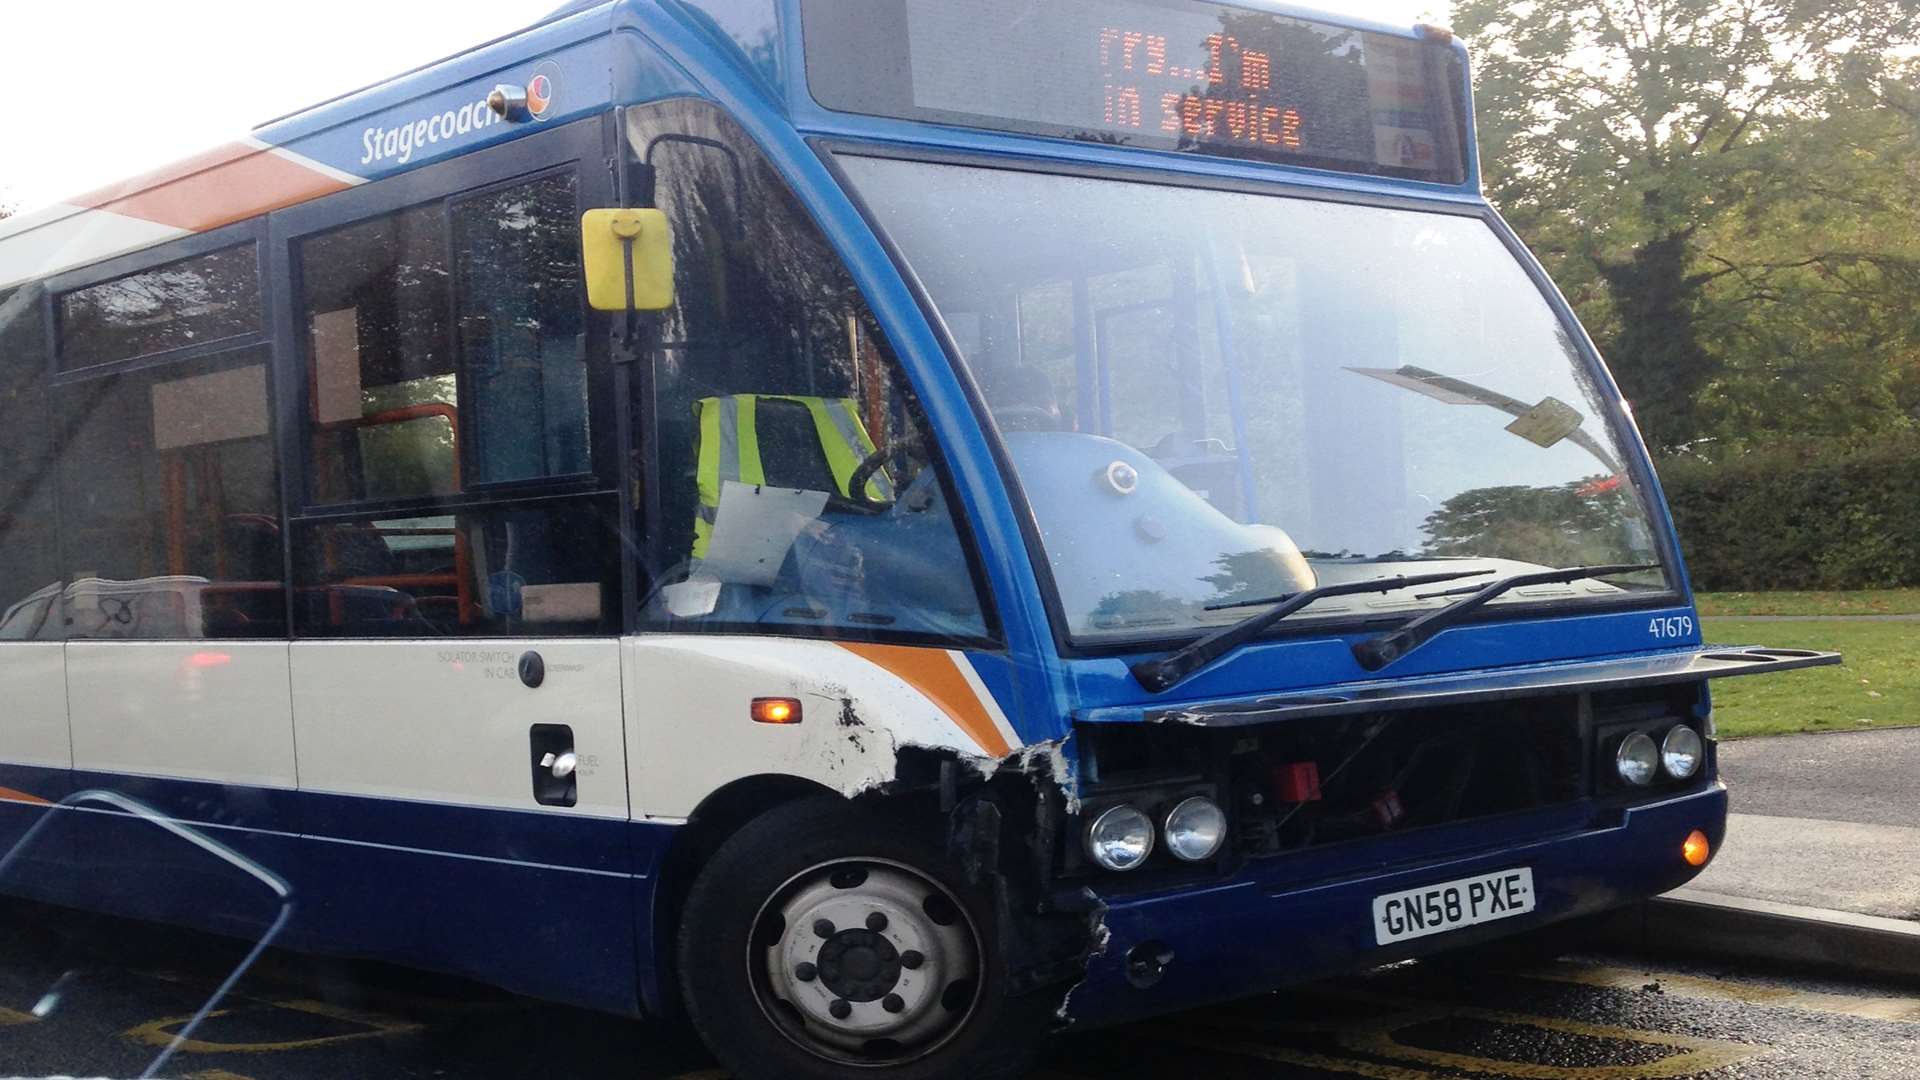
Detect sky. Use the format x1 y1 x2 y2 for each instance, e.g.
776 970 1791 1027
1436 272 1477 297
0 0 1447 214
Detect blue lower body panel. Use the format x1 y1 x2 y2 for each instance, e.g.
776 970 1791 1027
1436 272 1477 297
1066 784 1728 1027
0 763 681 1018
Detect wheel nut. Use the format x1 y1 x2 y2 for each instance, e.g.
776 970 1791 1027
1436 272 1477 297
900 950 924 970
829 999 853 1020
812 919 836 940
866 912 889 932
794 962 817 983
882 993 905 1014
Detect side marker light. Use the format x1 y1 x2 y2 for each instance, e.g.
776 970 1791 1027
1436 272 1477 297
752 698 802 725
1683 829 1711 867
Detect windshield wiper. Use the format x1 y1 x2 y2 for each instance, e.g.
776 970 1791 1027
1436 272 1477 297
1351 563 1659 672
1130 568 1498 694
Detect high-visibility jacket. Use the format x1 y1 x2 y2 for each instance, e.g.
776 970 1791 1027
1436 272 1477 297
692 394 895 560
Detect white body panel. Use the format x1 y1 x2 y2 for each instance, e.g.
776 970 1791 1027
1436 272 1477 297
67 641 296 788
0 643 71 770
0 203 190 292
290 640 627 818
625 636 1022 821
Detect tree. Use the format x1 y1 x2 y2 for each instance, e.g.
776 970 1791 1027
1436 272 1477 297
1453 0 1920 452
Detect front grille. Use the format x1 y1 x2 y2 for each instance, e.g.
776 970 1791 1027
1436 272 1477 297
1072 682 1706 868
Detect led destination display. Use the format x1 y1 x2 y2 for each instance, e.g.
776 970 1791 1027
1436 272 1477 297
802 0 1466 183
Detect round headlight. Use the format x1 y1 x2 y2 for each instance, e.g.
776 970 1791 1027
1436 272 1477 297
1662 726 1703 780
1164 796 1227 863
1085 805 1154 871
1616 731 1659 787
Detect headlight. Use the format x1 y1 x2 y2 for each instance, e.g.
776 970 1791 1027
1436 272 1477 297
1085 805 1154 871
1662 726 1703 780
1615 732 1659 787
1163 796 1227 863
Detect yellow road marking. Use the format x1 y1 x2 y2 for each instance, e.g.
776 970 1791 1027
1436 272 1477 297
1152 1031 1444 1079
1338 1002 1765 1078
1524 961 1920 1024
0 1005 36 1026
1167 985 1765 1079
123 998 422 1054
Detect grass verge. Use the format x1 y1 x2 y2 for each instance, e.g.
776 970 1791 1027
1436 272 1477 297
1696 589 1920 617
1706 618 1920 739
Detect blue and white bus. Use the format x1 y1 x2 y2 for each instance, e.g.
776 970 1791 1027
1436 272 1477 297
0 2 1837 1077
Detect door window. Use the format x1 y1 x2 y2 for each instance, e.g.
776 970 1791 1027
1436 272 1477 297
628 101 994 645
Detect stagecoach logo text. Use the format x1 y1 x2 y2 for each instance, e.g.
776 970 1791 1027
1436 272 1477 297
360 94 507 166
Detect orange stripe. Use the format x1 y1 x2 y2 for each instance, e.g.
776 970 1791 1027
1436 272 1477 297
839 644 1014 758
70 142 353 233
0 787 50 806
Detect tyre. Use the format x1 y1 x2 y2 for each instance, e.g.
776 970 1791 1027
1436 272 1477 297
677 796 1055 1080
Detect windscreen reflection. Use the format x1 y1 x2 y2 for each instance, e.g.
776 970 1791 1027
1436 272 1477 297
841 157 1670 641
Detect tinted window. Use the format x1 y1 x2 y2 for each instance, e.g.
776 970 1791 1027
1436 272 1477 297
59 245 261 370
56 349 284 639
301 203 456 504
293 499 616 638
301 176 594 504
628 101 993 644
453 172 591 486
0 287 60 638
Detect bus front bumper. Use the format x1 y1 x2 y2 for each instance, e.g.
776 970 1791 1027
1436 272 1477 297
1061 782 1726 1027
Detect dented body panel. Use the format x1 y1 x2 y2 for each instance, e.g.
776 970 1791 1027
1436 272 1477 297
623 637 1027 819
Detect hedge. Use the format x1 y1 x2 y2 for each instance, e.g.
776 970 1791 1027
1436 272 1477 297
1656 437 1920 592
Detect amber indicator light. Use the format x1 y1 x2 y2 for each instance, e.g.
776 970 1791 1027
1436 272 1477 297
1682 829 1711 867
752 698 802 725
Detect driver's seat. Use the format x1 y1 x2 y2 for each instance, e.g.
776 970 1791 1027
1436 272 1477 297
690 394 895 560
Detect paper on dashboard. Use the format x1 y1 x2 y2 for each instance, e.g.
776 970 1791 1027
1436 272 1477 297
701 481 831 588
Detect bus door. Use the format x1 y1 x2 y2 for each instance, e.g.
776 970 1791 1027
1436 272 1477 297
275 118 637 1011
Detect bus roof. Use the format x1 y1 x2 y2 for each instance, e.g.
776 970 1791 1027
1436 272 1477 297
0 2 632 292
0 0 1459 293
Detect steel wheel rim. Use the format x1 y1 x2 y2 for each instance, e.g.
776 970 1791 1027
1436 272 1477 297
747 856 983 1067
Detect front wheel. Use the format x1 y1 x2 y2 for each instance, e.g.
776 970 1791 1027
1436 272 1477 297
677 798 1053 1080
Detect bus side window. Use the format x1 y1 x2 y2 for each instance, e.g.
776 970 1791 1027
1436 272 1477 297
55 348 284 641
629 101 993 645
0 286 60 640
41 241 285 642
300 204 458 505
56 345 284 638
292 170 617 639
452 172 591 488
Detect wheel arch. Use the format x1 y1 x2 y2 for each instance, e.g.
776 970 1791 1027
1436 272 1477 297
648 773 845 1016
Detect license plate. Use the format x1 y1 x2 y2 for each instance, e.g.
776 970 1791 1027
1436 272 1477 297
1372 867 1535 946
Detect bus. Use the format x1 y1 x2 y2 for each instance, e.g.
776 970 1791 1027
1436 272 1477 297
0 1 1839 1077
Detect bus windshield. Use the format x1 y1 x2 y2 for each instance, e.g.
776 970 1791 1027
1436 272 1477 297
841 157 1670 643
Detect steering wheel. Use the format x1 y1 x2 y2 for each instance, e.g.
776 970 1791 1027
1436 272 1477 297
993 405 1063 433
844 446 900 512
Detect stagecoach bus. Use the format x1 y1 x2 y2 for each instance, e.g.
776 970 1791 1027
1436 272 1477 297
0 1 1839 1077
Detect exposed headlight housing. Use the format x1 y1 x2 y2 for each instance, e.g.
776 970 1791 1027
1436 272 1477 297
1085 805 1155 871
1615 731 1659 787
1662 725 1703 780
1163 796 1227 862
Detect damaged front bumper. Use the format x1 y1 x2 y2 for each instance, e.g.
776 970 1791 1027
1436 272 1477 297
1060 782 1726 1027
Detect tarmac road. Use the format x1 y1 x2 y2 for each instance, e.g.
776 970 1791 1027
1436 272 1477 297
4 897 1920 1079
1698 728 1920 919
1719 726 1920 827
